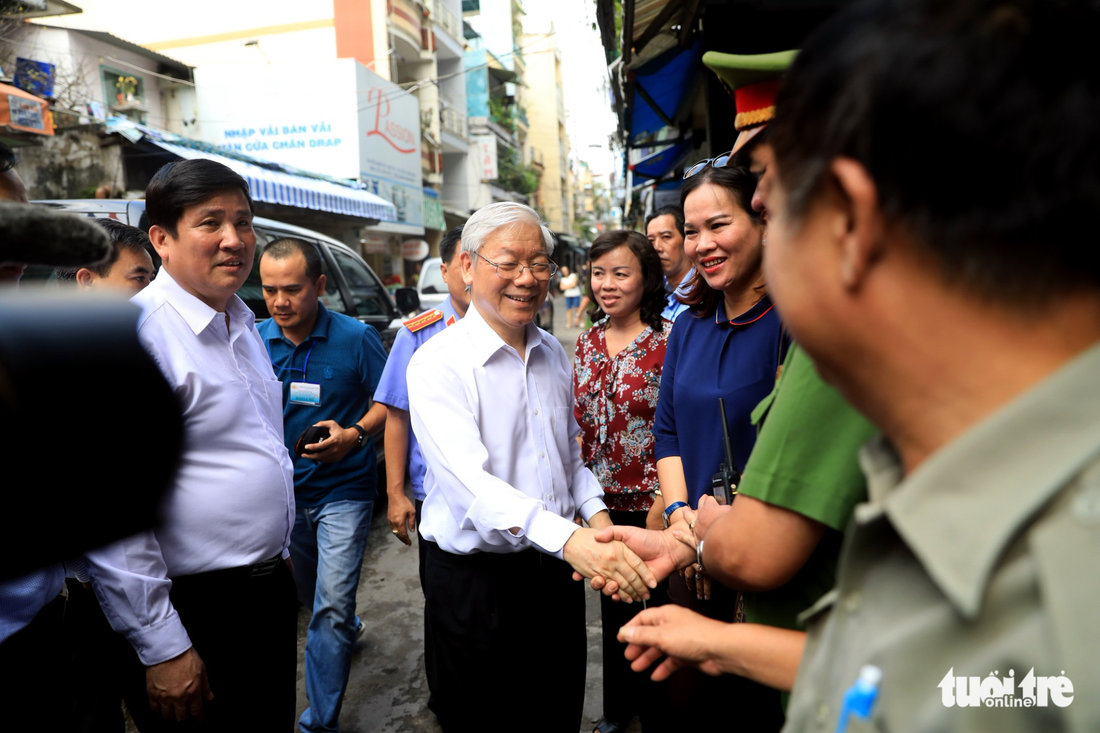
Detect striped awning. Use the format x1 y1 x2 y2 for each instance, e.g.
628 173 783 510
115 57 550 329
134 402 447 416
146 140 397 222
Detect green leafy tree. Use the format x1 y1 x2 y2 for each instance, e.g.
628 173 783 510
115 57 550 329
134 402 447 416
489 97 515 133
495 141 541 195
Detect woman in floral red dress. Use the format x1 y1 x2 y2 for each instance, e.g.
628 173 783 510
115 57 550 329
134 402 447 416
573 229 670 733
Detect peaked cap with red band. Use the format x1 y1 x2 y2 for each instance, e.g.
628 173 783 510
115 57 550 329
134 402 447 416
701 49 799 154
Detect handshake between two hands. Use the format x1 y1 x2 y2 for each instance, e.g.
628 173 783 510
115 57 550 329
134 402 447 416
564 495 729 603
561 497 734 681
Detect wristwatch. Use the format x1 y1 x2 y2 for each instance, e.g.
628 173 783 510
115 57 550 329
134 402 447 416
348 424 368 448
662 501 688 529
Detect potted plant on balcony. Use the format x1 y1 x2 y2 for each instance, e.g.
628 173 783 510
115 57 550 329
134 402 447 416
115 75 139 105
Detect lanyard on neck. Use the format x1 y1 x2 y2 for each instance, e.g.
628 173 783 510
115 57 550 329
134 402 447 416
273 339 316 381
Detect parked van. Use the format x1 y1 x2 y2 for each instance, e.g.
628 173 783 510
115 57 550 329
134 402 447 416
29 199 418 349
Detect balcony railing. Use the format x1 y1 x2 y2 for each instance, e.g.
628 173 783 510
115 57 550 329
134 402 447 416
431 0 463 43
440 104 467 139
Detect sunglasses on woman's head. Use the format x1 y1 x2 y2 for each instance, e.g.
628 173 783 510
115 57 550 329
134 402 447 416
683 151 733 179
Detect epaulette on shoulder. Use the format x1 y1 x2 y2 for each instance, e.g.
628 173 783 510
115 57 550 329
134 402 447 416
403 309 445 333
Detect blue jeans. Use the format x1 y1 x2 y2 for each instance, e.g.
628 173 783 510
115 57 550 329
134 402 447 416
290 498 374 733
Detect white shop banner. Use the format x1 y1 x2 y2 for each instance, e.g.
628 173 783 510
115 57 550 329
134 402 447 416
473 134 498 181
195 61 360 179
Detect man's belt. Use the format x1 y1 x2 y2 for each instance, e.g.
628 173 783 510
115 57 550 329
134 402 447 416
249 556 282 577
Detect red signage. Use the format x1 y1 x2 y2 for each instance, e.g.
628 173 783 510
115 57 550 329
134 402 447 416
366 87 416 153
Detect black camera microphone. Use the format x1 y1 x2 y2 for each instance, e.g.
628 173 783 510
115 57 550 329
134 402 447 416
0 206 182 579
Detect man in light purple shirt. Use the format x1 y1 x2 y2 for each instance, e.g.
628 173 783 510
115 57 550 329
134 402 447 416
85 159 297 731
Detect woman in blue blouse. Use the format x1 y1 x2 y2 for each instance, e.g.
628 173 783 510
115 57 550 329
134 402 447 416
649 163 787 731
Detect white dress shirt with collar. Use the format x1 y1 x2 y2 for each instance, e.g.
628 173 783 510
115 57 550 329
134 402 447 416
84 268 295 666
408 303 607 558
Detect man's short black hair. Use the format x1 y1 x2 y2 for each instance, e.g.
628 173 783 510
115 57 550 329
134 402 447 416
261 237 323 282
771 0 1100 305
56 218 153 282
440 226 463 265
145 159 253 238
0 142 16 174
645 206 684 237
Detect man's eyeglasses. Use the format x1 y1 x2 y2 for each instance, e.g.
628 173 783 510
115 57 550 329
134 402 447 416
476 252 558 281
683 151 732 179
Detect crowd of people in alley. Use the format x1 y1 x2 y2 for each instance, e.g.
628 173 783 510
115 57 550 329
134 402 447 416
2 0 1100 731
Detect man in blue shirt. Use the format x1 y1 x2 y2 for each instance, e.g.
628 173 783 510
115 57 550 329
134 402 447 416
645 206 693 322
258 238 388 733
375 226 468 554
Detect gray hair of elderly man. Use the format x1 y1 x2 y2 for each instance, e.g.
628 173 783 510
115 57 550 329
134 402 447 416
460 202 555 256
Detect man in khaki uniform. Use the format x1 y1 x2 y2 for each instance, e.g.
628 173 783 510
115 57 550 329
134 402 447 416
755 0 1100 730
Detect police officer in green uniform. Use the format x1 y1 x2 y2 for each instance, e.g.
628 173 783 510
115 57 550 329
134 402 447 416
690 48 878 642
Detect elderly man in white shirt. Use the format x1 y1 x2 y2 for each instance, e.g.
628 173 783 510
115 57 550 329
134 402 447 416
408 201 656 731
84 159 297 732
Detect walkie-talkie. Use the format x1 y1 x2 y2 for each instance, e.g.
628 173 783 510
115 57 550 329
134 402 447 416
709 397 741 505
